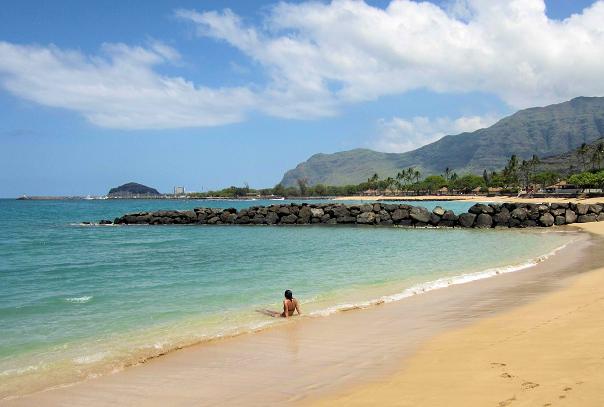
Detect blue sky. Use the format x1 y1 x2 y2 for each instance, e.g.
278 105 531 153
0 0 601 197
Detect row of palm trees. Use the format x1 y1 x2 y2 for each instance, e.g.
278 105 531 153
577 142 604 171
367 168 422 192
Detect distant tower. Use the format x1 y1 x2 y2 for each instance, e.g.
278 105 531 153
174 186 185 195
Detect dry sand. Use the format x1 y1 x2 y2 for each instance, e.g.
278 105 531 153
312 222 604 407
333 194 604 204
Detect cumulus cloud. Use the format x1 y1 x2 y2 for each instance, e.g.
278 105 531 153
0 41 255 129
1 0 604 131
179 0 604 111
373 114 500 153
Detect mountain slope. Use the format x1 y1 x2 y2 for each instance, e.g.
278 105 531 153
281 97 604 186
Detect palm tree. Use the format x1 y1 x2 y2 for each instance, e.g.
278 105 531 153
368 173 379 190
444 167 451 182
413 169 421 184
591 143 603 170
503 154 519 187
384 177 395 194
529 154 540 184
519 160 531 189
395 170 406 192
578 143 589 171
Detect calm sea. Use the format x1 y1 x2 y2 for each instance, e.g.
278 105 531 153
0 198 575 398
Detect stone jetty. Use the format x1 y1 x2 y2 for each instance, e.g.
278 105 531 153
105 202 604 229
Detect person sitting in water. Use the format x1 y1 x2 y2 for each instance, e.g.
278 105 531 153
257 289 301 318
281 289 301 318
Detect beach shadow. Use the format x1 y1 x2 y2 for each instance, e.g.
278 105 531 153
256 309 281 318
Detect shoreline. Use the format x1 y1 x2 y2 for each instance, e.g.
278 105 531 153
0 228 596 406
312 222 604 406
333 194 604 204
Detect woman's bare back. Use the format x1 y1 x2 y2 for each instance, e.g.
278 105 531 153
281 298 300 317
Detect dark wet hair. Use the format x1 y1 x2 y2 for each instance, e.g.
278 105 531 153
284 289 293 300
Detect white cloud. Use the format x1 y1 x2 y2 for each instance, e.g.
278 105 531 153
0 41 255 129
373 114 500 153
1 1 604 130
178 0 604 112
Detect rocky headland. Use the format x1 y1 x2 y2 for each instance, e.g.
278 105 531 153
105 202 604 229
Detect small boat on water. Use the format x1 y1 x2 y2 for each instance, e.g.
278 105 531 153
269 197 285 201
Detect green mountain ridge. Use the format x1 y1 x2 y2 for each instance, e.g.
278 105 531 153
280 96 604 186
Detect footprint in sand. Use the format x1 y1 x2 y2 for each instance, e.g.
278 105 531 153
563 386 572 391
498 396 516 406
500 372 514 379
491 362 507 368
521 381 539 390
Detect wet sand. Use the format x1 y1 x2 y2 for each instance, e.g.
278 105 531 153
313 222 604 406
1 229 598 406
334 194 604 204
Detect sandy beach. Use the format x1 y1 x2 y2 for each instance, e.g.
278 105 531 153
1 225 601 406
312 222 604 406
334 194 604 205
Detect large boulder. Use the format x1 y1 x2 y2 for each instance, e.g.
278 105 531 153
468 204 494 214
391 209 409 222
589 204 603 214
310 208 324 218
521 219 538 228
442 210 458 222
357 212 376 224
265 212 279 225
576 204 589 215
235 215 250 224
539 212 555 227
458 213 476 228
379 210 391 221
555 216 566 225
475 213 493 228
331 206 350 218
298 206 312 222
511 207 528 221
493 208 511 226
565 209 578 224
182 211 197 222
429 213 441 225
432 206 445 216
359 204 373 213
551 208 566 216
252 215 266 224
280 214 298 224
409 207 431 223
337 215 357 224
578 214 598 223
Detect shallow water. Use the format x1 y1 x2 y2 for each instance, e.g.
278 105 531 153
0 199 575 398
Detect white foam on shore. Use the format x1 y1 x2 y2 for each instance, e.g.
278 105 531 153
309 239 574 317
72 352 109 365
64 296 93 303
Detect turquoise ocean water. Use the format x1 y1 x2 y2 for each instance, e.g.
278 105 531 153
0 199 576 398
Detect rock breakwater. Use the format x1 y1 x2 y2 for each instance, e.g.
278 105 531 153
106 202 604 228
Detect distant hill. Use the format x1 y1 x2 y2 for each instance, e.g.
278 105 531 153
281 96 604 186
108 182 160 197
